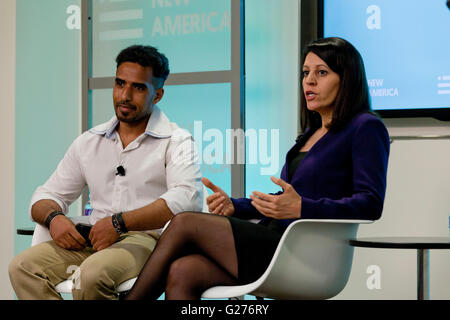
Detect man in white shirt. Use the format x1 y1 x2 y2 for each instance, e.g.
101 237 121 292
9 45 203 300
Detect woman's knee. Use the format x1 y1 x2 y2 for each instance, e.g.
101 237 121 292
164 212 204 237
168 211 198 226
166 255 200 289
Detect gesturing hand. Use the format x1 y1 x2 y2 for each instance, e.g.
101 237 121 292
202 177 235 216
250 176 302 220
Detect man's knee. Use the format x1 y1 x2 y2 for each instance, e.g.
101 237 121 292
77 257 113 292
9 252 27 284
74 249 134 299
9 248 40 283
8 248 51 299
70 256 118 300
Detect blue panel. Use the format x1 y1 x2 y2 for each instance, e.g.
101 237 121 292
92 0 231 77
15 0 81 254
324 0 450 110
91 88 114 126
160 83 232 195
244 0 299 196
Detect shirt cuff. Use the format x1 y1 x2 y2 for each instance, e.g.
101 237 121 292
159 186 203 215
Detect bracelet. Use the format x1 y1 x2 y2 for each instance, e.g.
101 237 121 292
45 211 64 229
111 215 122 234
116 212 128 233
112 213 128 235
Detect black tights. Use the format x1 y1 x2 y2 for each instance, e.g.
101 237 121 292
124 212 239 300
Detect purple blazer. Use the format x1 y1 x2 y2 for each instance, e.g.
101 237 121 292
231 112 390 229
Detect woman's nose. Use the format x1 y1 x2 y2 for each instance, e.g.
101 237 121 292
304 73 316 85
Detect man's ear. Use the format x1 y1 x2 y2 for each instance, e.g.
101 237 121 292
153 88 164 104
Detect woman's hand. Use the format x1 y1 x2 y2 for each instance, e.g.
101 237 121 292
250 176 302 220
202 177 235 216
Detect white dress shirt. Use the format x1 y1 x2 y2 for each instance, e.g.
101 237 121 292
30 106 203 234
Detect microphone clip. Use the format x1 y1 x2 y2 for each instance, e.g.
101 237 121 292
116 165 126 176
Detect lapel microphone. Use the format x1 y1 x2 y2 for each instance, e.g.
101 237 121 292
116 165 126 176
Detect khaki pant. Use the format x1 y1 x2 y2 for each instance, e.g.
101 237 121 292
9 232 157 300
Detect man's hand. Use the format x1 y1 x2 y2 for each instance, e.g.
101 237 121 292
89 216 120 251
202 177 235 216
249 176 302 220
49 215 87 250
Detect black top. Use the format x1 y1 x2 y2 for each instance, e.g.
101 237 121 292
350 237 450 249
287 151 308 182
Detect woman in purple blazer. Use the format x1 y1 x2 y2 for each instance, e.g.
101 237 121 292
125 37 390 300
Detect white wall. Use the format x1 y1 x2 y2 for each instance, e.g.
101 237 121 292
336 120 450 299
0 0 16 300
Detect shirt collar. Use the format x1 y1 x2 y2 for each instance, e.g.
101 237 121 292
89 105 173 139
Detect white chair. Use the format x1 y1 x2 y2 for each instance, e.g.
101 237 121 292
30 186 210 298
201 219 374 300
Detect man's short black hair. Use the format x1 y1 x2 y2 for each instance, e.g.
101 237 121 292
116 45 170 87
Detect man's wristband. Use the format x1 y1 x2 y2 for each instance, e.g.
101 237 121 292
112 212 128 235
45 211 64 229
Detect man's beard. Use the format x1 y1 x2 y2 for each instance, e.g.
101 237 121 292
115 103 152 124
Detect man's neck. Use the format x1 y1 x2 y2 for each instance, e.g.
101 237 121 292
117 115 150 148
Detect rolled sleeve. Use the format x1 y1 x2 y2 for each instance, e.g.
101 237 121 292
160 129 203 214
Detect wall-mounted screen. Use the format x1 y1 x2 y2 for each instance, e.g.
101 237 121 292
323 0 450 120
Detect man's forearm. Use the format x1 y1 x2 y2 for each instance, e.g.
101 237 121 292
31 199 64 226
122 198 174 231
